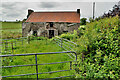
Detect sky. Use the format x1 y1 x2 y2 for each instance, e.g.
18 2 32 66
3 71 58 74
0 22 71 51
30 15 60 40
0 0 120 21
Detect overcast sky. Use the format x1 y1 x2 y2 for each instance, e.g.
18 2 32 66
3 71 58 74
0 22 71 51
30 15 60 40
0 0 120 21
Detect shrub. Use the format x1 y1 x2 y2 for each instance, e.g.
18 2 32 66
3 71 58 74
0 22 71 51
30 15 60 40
75 16 119 79
60 30 79 41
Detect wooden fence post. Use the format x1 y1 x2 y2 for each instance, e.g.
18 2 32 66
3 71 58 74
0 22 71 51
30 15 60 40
46 38 47 45
6 40 8 51
28 36 30 44
11 42 14 54
4 41 7 51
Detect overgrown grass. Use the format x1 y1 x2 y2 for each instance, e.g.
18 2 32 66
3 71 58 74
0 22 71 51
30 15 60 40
2 38 76 79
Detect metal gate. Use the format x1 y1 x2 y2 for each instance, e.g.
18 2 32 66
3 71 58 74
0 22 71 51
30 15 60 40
0 51 77 80
54 36 78 60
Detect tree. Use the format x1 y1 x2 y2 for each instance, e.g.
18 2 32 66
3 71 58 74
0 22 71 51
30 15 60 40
22 19 27 23
89 17 94 23
80 18 87 25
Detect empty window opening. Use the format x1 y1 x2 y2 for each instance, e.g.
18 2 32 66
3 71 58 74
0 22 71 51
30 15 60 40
50 22 53 27
49 30 54 38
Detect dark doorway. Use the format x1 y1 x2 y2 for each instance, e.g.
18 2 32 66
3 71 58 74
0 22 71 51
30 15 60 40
49 30 54 38
33 30 37 36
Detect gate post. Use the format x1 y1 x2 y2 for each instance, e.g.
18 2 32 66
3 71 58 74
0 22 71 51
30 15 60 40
35 54 38 80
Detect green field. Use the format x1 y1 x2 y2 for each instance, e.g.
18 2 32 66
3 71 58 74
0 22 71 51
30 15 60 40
1 22 22 39
2 38 76 78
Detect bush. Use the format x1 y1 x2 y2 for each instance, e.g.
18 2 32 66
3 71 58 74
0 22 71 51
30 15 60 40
60 30 79 41
75 16 119 79
80 18 87 25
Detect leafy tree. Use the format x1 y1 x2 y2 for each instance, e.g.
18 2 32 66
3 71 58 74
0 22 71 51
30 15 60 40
101 4 120 18
22 19 27 23
80 18 87 25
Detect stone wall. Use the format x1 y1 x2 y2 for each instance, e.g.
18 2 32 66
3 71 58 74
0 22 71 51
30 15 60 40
22 22 80 37
22 22 45 37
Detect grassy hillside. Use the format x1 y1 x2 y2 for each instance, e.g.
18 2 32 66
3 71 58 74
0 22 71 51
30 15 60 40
1 22 22 39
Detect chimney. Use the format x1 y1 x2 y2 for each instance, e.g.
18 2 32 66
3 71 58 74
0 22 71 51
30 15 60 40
77 9 80 22
27 9 34 18
77 9 80 13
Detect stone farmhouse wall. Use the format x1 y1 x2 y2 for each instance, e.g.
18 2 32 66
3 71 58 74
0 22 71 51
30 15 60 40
22 22 80 38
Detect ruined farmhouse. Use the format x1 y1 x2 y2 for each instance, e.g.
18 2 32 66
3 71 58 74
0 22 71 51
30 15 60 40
22 9 80 38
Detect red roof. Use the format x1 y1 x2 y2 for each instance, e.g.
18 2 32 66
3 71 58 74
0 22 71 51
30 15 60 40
26 12 80 23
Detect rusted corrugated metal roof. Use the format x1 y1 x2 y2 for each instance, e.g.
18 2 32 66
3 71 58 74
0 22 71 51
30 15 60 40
26 12 80 23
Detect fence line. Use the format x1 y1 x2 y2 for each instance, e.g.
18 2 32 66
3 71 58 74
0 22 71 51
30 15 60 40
1 36 78 57
1 36 45 54
0 51 77 79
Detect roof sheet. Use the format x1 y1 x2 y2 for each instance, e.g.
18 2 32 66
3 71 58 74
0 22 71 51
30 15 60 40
26 12 80 23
